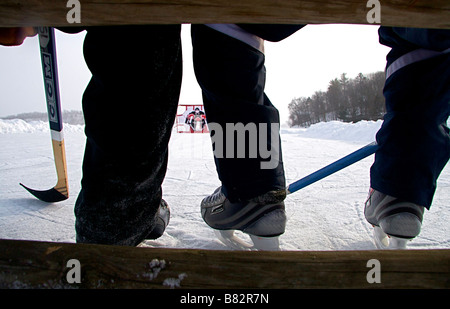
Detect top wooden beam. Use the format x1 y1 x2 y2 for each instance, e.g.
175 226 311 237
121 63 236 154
0 0 449 29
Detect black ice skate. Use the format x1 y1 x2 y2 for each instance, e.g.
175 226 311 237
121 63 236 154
146 199 170 240
201 187 287 250
364 189 424 249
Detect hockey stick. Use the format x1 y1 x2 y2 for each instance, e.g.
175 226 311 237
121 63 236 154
286 141 378 195
20 27 69 203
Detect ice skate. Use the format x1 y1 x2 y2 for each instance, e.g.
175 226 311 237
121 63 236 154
201 187 286 251
146 199 170 240
364 189 424 249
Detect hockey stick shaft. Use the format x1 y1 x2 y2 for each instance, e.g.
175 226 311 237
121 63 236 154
20 27 69 202
286 141 378 195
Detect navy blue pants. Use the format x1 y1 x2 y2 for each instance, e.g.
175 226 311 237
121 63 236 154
191 25 304 202
371 27 450 208
193 25 450 209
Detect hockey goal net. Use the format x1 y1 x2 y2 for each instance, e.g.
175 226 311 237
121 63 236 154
175 104 209 133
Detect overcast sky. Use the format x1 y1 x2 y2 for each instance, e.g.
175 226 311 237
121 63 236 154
0 24 390 124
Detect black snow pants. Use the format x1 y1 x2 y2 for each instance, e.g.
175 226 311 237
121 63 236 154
74 23 302 245
191 24 303 202
74 25 182 246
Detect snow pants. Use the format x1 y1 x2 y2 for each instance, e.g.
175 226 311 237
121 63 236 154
191 24 303 202
371 27 450 209
74 24 301 245
74 25 182 246
192 24 449 209
73 24 448 246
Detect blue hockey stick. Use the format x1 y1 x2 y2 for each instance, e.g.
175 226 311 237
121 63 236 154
286 141 378 195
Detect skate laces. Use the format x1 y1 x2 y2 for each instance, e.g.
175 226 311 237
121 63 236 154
251 189 286 204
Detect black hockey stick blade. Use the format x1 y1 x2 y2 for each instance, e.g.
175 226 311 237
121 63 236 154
20 27 69 203
19 183 68 203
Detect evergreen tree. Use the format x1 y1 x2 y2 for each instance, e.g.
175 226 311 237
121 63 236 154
288 71 385 127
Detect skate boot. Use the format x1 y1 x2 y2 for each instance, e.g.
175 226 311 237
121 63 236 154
201 187 287 250
146 199 170 240
364 189 424 249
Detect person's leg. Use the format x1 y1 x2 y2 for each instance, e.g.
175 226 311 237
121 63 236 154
75 25 182 246
365 27 449 246
192 25 302 247
371 27 450 209
191 24 287 202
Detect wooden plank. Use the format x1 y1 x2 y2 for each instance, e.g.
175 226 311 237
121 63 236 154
0 239 448 289
0 0 449 29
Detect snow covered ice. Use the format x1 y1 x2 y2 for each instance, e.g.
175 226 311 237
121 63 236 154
1 118 449 250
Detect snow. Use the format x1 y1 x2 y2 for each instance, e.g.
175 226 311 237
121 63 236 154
0 118 449 251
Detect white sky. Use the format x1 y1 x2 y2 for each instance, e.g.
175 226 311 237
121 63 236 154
0 24 390 124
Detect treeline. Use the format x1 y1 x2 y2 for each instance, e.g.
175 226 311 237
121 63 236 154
288 72 386 127
2 110 85 125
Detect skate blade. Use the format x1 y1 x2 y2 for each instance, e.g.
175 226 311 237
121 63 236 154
373 226 409 250
249 234 281 251
214 230 280 251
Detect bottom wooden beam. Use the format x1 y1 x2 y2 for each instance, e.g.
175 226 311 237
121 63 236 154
0 239 448 289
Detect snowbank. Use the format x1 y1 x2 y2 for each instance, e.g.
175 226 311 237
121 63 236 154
282 120 382 143
0 119 84 134
1 117 382 142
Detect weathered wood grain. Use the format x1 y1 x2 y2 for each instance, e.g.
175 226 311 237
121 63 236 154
0 239 448 289
0 0 449 28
